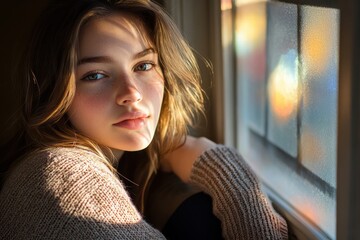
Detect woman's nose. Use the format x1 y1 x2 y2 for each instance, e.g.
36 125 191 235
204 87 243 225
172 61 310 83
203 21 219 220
116 80 142 105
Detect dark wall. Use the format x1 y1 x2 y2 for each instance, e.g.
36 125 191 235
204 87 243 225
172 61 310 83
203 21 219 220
0 1 50 144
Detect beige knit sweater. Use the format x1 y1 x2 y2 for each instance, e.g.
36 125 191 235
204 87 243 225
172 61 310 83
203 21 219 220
0 145 287 239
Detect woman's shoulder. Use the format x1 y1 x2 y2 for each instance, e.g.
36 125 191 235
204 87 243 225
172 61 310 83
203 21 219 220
0 149 154 239
3 146 116 194
22 146 109 173
28 146 103 164
1 146 127 215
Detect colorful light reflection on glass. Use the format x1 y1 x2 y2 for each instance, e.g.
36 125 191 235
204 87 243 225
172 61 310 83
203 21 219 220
268 49 299 122
266 2 298 157
236 3 267 136
235 8 266 57
222 0 232 11
300 6 339 188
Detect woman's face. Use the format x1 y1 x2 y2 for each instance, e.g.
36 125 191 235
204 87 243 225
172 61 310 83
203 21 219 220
68 14 164 158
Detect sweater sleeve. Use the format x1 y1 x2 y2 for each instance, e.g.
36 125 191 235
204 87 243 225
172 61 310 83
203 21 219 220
189 145 288 240
0 148 165 240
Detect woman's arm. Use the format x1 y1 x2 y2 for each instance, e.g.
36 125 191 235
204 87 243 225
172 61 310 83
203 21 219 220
161 136 216 183
162 137 288 239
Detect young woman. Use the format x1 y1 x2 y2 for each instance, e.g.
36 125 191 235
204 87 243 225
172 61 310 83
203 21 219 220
0 0 287 239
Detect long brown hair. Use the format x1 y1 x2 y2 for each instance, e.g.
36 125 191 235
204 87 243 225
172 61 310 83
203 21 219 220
1 0 204 211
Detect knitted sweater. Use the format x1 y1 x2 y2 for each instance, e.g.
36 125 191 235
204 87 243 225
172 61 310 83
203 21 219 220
0 145 287 239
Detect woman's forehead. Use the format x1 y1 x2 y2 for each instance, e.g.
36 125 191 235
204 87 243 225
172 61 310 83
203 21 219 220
76 13 158 69
79 13 155 50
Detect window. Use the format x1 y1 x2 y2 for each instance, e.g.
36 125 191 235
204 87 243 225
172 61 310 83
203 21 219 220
223 0 339 238
162 0 360 238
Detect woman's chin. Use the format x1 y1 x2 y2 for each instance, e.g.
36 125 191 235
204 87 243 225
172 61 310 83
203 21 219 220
112 140 152 152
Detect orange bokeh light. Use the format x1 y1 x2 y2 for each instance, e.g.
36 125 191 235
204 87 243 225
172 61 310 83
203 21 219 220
221 0 232 11
293 197 322 225
302 8 337 76
268 51 299 121
235 6 266 56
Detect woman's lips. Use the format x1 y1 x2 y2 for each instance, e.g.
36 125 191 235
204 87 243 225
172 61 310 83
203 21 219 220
113 112 149 130
113 117 147 130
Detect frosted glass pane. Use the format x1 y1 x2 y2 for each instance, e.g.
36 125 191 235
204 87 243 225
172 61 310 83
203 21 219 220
300 6 339 188
235 2 338 239
235 3 267 136
266 3 298 157
221 0 235 145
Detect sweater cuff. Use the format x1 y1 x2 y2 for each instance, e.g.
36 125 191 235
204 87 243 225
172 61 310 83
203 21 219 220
189 145 288 240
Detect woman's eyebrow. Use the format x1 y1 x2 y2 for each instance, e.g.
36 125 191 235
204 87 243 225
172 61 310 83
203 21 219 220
133 48 156 59
77 48 156 66
77 56 113 66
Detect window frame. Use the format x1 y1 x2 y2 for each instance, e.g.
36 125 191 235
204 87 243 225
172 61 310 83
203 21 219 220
337 0 360 238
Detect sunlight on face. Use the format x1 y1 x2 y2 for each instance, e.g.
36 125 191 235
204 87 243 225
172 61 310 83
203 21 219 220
68 14 164 158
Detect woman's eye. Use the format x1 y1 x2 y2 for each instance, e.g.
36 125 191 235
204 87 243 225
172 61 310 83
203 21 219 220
134 62 154 72
82 72 107 81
